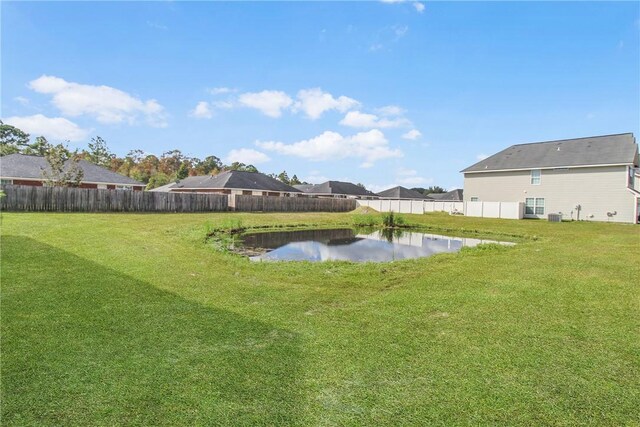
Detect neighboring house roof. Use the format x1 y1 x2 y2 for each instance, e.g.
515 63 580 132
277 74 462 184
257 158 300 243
148 182 175 192
0 153 144 186
377 186 430 200
426 189 464 201
461 133 638 173
155 170 302 193
293 184 315 192
302 181 377 197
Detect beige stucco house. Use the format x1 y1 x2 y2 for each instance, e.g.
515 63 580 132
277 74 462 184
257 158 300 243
462 133 639 223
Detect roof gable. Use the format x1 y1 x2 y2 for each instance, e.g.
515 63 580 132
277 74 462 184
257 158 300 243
426 189 463 201
462 133 637 173
170 170 301 192
304 181 376 196
377 186 428 199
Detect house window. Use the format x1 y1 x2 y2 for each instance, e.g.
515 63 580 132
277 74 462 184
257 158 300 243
470 197 479 202
525 197 545 215
530 169 541 185
1 179 12 186
525 198 534 215
116 185 133 191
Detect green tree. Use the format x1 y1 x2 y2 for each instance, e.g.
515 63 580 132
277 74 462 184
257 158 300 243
289 175 302 185
127 149 145 164
41 142 84 187
411 186 447 195
226 162 259 173
176 162 189 180
146 173 171 190
22 136 50 156
195 156 222 175
86 136 114 167
0 121 30 155
424 186 446 195
277 171 290 184
159 150 186 176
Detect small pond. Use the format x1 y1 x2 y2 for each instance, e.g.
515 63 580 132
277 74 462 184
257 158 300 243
239 228 513 262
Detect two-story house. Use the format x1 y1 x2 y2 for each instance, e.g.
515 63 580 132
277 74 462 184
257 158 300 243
461 133 639 223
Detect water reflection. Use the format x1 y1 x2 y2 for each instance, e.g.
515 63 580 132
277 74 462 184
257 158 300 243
242 228 513 263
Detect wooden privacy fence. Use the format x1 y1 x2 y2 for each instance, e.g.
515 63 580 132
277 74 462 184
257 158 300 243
234 195 357 212
0 185 228 212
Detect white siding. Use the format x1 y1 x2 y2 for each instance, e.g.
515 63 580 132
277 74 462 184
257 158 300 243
464 165 637 223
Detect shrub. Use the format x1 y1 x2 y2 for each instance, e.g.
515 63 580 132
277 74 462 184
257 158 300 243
352 214 380 227
382 211 406 228
204 218 244 235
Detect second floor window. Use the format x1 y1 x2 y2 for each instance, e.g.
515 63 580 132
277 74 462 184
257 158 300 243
531 169 541 185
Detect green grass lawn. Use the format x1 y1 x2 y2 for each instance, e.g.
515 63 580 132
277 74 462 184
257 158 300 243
1 212 639 426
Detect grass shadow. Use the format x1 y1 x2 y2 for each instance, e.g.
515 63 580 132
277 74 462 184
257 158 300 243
1 236 302 426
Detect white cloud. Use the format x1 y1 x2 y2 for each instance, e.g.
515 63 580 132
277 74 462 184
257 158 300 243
256 129 402 168
366 183 397 193
189 101 213 119
402 129 422 140
293 88 360 120
397 167 418 177
476 153 489 161
4 114 89 141
28 75 167 127
366 167 432 189
14 96 30 106
395 168 429 185
393 25 409 39
304 174 330 184
398 175 430 185
238 90 293 118
339 111 378 128
208 87 236 95
340 111 411 129
212 100 235 110
380 0 425 14
225 148 271 165
376 105 406 116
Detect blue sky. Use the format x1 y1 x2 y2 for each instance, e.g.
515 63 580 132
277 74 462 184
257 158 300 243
2 1 639 191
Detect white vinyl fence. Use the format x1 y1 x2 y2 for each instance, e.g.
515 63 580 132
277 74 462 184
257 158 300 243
464 201 524 219
356 199 524 220
357 199 463 215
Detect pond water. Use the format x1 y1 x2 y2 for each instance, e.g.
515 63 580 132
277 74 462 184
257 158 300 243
240 228 513 263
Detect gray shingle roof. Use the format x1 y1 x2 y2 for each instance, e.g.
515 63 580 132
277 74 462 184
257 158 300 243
377 186 430 199
302 181 376 197
160 170 301 193
293 184 314 192
462 133 638 173
426 189 463 201
0 154 144 186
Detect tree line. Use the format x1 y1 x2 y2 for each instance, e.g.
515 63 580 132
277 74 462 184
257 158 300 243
410 186 447 195
0 122 308 189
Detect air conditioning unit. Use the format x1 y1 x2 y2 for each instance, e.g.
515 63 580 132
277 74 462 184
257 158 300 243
547 213 562 222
